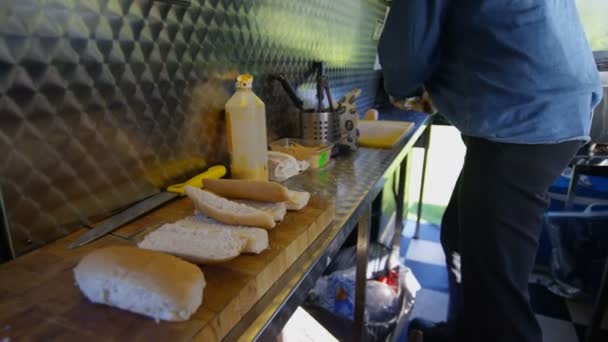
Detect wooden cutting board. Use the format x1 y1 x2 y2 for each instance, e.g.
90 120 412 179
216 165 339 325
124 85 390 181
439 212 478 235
0 195 335 341
358 120 414 148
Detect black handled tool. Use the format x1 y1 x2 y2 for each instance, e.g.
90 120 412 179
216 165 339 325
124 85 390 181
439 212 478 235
270 74 304 110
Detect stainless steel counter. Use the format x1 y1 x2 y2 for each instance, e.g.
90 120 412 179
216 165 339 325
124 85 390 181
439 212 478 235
225 109 432 341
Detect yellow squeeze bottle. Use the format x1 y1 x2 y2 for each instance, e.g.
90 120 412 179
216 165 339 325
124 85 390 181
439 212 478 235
225 74 269 181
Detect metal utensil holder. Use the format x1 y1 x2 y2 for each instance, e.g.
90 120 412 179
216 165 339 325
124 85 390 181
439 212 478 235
300 111 341 145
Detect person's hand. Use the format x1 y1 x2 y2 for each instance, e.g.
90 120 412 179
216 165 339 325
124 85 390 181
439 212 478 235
389 92 437 115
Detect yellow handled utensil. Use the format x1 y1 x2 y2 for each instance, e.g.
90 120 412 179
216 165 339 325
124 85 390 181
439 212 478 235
166 165 227 195
69 165 227 248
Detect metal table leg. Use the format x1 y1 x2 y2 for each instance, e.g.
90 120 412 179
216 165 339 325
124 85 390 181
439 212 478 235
354 204 371 342
565 164 580 209
370 191 383 243
415 124 432 239
586 258 608 342
389 155 410 269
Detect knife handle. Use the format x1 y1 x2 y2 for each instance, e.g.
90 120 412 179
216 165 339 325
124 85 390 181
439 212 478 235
166 165 227 195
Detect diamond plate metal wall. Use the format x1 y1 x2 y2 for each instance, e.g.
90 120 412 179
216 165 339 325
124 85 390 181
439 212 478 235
0 0 387 257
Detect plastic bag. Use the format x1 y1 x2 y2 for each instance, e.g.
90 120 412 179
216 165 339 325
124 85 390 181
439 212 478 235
267 151 309 182
308 268 399 323
365 280 400 322
324 243 391 279
309 268 358 320
304 266 418 341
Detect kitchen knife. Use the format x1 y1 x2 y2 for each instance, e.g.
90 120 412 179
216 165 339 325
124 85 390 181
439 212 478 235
68 165 227 248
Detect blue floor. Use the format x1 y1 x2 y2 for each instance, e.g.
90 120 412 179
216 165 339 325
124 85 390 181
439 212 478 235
397 220 608 342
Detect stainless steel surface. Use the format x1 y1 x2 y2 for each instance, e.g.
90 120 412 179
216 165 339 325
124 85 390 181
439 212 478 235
68 191 178 248
354 203 371 342
564 170 580 210
389 156 408 269
225 111 430 341
415 123 432 239
300 111 341 144
0 0 388 256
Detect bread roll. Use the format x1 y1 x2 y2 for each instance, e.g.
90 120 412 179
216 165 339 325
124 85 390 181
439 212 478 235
268 151 307 182
203 179 290 203
364 109 379 120
185 186 275 229
179 215 269 254
234 200 287 221
73 246 205 322
285 190 311 211
138 222 246 263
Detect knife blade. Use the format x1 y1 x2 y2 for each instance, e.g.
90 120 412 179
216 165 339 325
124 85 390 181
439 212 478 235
68 192 178 248
68 165 227 248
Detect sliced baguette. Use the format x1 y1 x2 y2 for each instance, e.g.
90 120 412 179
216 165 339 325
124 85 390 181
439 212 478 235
74 246 205 322
203 179 290 203
138 222 245 263
233 200 286 221
185 185 275 229
286 190 311 211
180 215 269 254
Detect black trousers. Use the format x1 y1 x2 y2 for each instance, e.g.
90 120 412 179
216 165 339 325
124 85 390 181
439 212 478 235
441 136 581 342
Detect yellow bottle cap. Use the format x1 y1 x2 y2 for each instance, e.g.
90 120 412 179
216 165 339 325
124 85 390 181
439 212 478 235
236 74 253 88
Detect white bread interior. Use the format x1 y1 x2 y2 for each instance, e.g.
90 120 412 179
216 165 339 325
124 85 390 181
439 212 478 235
285 190 311 211
233 200 286 221
73 246 205 322
179 215 269 254
185 185 275 229
138 222 245 263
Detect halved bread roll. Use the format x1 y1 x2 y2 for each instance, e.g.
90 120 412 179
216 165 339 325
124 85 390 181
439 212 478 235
74 246 205 322
203 179 290 203
138 223 245 263
185 185 275 229
179 215 269 254
286 190 311 211
233 200 286 221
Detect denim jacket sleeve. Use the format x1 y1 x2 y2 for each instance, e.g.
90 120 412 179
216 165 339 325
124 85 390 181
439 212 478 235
378 0 450 99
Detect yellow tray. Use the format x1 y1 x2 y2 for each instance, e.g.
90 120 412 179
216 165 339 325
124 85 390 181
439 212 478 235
358 120 414 149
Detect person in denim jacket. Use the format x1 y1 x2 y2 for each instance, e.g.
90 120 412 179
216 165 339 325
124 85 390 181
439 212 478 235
379 1 602 341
